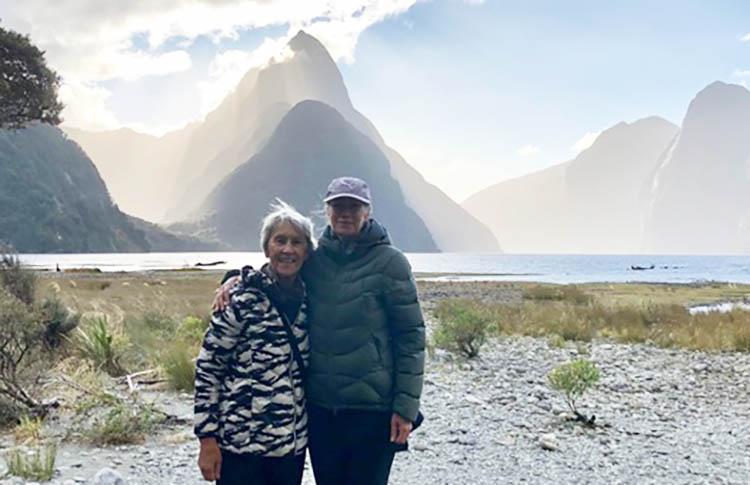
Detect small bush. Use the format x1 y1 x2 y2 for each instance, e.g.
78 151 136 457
0 249 36 305
177 316 208 343
159 343 198 392
547 334 566 349
433 299 493 358
88 402 159 445
548 359 600 417
74 317 128 377
5 443 57 481
14 416 44 444
38 297 80 350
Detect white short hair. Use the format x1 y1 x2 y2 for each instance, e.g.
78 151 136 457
260 199 316 254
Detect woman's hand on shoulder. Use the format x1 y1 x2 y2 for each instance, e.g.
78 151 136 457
198 437 222 481
212 276 240 312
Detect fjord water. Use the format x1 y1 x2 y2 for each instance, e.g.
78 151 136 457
19 253 750 284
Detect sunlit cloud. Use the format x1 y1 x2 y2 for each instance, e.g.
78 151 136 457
197 37 294 115
517 145 540 157
1 0 420 130
58 80 119 131
571 131 601 153
740 32 750 42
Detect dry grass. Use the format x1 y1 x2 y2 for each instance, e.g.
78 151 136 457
434 293 750 353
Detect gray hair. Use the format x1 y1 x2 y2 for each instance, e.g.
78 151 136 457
260 199 316 254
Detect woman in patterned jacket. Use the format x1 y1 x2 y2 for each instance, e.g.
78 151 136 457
194 201 314 485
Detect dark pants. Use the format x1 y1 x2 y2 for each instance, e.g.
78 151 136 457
217 450 305 485
307 404 398 485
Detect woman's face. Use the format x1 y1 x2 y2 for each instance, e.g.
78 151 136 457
326 197 369 238
265 221 308 280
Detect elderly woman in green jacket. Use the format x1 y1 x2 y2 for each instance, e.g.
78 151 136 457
216 176 425 485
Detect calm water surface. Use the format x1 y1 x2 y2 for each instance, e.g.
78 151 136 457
18 252 750 284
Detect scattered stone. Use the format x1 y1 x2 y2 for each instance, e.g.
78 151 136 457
540 433 560 451
93 468 125 485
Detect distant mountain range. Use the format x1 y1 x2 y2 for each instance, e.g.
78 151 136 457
67 31 500 253
463 81 750 255
11 31 749 254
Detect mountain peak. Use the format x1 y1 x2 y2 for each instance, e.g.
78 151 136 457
289 30 327 54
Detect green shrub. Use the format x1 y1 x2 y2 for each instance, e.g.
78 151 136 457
5 443 57 481
433 299 493 358
88 402 159 445
38 297 80 350
548 359 600 417
177 316 208 343
0 249 36 305
74 317 128 377
159 343 198 392
0 290 49 411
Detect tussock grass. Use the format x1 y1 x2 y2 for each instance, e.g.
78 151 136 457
5 443 57 481
13 416 44 444
159 342 198 392
523 284 593 305
74 317 128 377
87 402 159 446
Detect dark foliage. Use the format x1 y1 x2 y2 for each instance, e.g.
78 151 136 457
0 26 63 129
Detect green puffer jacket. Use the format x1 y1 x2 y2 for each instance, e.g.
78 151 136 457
302 219 425 422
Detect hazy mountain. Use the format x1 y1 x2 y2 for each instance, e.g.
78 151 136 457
644 82 750 254
68 31 499 252
185 100 437 252
463 117 679 253
63 126 195 223
0 124 151 252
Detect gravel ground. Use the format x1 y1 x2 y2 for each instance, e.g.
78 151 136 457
1 283 749 484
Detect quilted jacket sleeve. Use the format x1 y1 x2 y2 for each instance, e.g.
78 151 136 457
382 250 425 422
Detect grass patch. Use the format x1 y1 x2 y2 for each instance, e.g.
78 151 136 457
5 443 57 481
13 416 44 444
159 342 198 392
87 402 159 446
523 284 593 305
432 293 750 353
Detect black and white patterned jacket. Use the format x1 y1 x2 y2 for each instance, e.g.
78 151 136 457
194 266 309 456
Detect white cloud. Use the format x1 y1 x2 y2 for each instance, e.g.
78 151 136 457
741 32 750 42
0 0 420 130
517 145 540 157
463 0 486 4
197 37 293 114
734 69 750 78
571 131 601 153
58 80 119 131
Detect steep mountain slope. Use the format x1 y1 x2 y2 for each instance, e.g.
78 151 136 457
0 125 151 252
192 100 437 252
645 82 750 254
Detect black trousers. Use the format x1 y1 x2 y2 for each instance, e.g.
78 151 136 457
307 404 398 485
217 450 305 485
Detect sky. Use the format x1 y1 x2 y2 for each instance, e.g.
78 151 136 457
1 0 749 202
